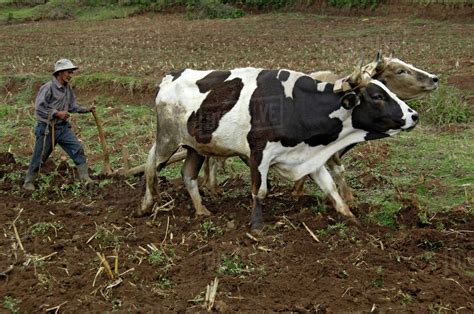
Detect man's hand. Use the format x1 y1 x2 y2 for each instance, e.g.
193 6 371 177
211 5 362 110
55 111 70 120
88 106 96 113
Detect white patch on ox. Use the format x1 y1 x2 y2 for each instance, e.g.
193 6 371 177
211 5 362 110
317 82 328 92
203 68 261 157
260 123 369 183
391 58 436 80
329 106 348 121
279 70 303 100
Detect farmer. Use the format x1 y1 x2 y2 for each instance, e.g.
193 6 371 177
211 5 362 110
23 59 95 191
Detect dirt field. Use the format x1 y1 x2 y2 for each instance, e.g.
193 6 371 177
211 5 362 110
1 8 473 312
1 150 473 312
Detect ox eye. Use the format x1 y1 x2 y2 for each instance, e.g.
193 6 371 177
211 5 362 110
396 69 407 75
372 94 384 101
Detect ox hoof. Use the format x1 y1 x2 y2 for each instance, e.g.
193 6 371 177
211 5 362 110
291 189 305 199
250 227 264 236
133 209 149 218
250 220 264 235
195 206 212 216
210 188 222 198
341 191 355 204
344 215 361 226
135 204 153 217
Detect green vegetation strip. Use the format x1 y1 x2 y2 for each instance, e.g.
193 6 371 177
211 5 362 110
1 0 472 24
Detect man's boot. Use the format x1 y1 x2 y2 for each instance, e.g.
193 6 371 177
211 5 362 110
23 172 37 191
77 163 95 185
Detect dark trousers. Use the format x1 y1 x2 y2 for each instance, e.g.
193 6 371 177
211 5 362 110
26 121 87 176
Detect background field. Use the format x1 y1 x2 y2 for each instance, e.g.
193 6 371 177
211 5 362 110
0 3 473 312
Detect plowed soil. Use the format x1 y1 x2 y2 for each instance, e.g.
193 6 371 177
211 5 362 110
1 151 473 312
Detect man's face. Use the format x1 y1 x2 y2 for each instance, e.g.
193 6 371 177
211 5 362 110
57 70 75 85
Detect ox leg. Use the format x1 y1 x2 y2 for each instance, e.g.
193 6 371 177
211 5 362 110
202 157 222 197
309 166 359 224
207 157 222 197
249 158 269 233
202 157 210 188
291 176 307 198
140 140 179 216
327 153 354 203
140 143 166 216
140 143 157 216
208 156 228 197
182 148 211 216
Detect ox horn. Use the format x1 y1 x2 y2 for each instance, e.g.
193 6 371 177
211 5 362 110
375 50 385 71
347 55 364 86
389 49 395 59
375 50 386 73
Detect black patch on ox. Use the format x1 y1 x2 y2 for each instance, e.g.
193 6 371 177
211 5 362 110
170 69 186 81
248 71 344 177
277 70 290 81
196 71 231 93
187 72 243 144
364 132 389 141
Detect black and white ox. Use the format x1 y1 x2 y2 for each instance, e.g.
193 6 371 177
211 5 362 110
201 55 439 202
140 67 419 232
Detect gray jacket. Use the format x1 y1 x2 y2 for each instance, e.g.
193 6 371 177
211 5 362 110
35 77 88 124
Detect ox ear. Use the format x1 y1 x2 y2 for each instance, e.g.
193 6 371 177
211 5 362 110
340 92 360 110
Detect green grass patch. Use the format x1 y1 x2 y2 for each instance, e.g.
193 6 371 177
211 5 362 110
465 269 474 277
409 85 472 126
349 127 473 228
186 0 245 20
0 5 36 23
75 5 142 21
388 129 473 211
328 0 379 8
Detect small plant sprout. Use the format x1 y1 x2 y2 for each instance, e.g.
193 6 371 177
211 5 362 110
217 254 251 277
94 225 123 248
148 249 165 265
200 220 223 237
372 278 384 288
146 244 175 268
111 298 122 311
316 222 347 237
3 296 21 314
398 290 413 305
30 222 63 237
